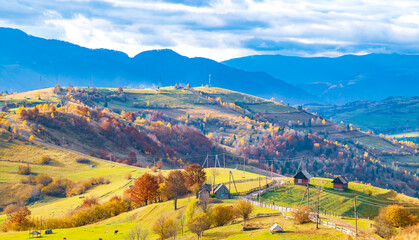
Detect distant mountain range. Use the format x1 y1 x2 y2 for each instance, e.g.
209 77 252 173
2 27 418 105
0 27 317 105
224 54 419 104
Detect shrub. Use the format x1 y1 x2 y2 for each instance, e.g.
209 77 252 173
3 204 32 231
384 204 418 228
76 158 91 164
81 196 98 208
186 213 211 239
35 174 53 186
152 215 179 240
18 165 31 175
374 215 395 239
41 179 74 197
126 225 149 240
366 189 373 197
125 173 132 180
209 205 234 227
292 206 311 224
39 155 51 165
234 200 254 220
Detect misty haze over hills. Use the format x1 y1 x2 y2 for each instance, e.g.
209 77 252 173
224 54 419 104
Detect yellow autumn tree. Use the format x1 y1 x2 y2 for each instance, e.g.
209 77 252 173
384 205 418 227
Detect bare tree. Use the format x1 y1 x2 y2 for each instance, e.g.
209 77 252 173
125 225 149 240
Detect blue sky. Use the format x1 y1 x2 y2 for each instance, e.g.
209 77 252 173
1 0 419 61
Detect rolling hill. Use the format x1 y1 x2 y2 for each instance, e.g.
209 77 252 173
1 86 418 197
0 86 418 240
223 54 419 104
0 27 317 105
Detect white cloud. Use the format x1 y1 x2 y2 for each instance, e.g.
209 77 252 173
1 0 419 60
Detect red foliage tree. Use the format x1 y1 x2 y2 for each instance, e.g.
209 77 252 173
126 173 159 205
165 170 188 210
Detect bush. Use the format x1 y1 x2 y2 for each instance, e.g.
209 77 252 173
209 205 234 227
234 200 253 220
39 155 51 165
76 158 91 164
3 204 32 231
41 179 74 197
125 173 132 180
81 196 98 208
374 215 395 239
126 225 149 240
384 205 418 228
18 165 31 175
186 213 211 239
152 216 178 240
34 174 53 186
292 206 311 224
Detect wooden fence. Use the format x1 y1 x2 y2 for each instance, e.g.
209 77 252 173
239 182 358 238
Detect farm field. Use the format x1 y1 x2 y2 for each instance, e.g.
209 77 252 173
260 178 419 218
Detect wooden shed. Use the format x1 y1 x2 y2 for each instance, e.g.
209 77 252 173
29 231 41 238
200 183 212 193
332 176 348 191
293 170 312 186
270 223 283 234
198 189 210 200
213 183 230 199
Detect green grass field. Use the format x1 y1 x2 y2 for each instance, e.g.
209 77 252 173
260 177 400 218
0 198 348 240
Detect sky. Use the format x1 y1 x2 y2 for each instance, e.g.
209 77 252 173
1 0 419 61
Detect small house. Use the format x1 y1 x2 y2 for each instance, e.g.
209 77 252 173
270 223 283 234
200 183 212 193
293 170 312 186
198 189 210 200
332 176 348 191
213 183 230 199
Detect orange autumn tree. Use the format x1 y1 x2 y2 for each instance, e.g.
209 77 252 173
4 204 32 231
126 173 159 205
165 170 188 210
183 164 206 193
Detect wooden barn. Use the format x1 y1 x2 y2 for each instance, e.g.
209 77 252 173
332 176 348 191
213 183 230 199
293 170 312 186
198 189 210 200
200 183 212 192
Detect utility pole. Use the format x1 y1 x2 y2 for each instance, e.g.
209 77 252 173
258 176 261 203
306 183 310 207
229 171 231 194
354 196 358 239
316 186 322 229
223 153 225 168
39 76 42 89
243 157 246 172
271 159 274 178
